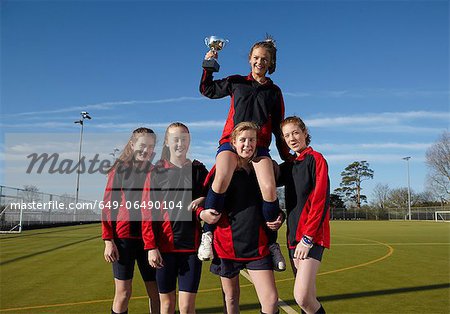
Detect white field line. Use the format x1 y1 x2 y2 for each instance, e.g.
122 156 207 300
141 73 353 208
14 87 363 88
239 269 298 314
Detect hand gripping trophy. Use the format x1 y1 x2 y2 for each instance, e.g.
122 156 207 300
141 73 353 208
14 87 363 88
202 36 229 72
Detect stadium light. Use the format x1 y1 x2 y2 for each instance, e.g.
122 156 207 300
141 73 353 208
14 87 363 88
402 156 411 221
74 111 92 219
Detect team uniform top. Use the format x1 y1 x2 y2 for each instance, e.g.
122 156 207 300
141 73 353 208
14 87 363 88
200 70 291 161
141 159 208 253
202 166 270 261
102 162 152 240
279 147 331 249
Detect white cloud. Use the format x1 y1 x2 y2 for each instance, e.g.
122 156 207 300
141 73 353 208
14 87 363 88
1 120 226 131
325 153 426 163
285 88 450 99
303 111 449 135
3 97 206 117
316 142 432 152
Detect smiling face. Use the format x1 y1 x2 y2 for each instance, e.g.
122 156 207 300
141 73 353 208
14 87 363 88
282 122 308 155
131 134 156 162
165 126 190 159
232 129 257 160
249 47 271 78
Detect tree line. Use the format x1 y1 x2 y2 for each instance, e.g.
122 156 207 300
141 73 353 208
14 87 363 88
332 131 449 213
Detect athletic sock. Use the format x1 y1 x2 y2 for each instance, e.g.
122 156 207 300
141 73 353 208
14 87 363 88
111 309 128 314
262 199 280 222
315 304 326 314
203 222 216 233
205 188 226 213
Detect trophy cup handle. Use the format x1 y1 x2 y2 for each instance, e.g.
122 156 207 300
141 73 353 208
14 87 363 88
204 37 209 46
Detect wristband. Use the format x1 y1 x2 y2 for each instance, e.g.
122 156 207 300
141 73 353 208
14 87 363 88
300 236 313 249
302 235 313 245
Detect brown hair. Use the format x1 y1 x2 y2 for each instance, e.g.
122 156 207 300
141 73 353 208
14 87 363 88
249 34 277 75
109 127 156 173
231 121 259 162
280 116 311 146
160 122 190 161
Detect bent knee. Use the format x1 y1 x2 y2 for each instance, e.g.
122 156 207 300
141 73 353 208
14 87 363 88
159 301 175 314
294 292 315 309
178 304 195 314
115 288 132 301
223 292 240 305
213 171 234 185
261 293 279 308
259 182 276 198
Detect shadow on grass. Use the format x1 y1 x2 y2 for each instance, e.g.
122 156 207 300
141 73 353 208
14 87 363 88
197 302 266 313
281 283 450 307
0 235 100 266
319 283 450 301
0 224 99 240
197 283 450 313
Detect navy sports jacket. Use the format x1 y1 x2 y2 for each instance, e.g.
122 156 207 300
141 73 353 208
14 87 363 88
200 70 291 160
142 159 208 252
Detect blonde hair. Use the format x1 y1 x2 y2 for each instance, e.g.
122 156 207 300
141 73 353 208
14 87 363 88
231 122 259 162
160 122 190 161
109 127 156 173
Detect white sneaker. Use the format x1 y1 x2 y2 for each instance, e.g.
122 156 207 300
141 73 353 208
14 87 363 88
269 242 286 272
198 231 214 261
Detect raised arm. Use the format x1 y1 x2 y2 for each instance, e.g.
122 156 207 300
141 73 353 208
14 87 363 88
199 66 232 99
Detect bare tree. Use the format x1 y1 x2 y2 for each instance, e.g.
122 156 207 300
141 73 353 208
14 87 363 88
388 187 420 208
59 193 76 212
21 185 41 203
426 131 450 199
371 183 390 209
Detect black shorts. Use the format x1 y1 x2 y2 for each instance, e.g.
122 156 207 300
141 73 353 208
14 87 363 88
210 255 273 279
112 238 156 281
156 252 202 294
289 244 325 262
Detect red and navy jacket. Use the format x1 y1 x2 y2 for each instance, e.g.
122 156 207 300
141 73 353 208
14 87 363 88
141 159 208 253
201 166 270 261
102 163 152 240
200 70 291 161
279 147 330 249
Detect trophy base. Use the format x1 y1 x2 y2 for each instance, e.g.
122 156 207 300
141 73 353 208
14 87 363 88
202 59 220 72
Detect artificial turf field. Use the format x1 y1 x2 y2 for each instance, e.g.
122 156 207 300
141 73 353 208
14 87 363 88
0 221 449 314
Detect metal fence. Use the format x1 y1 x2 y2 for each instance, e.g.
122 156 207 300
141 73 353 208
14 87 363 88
330 206 450 221
0 185 100 231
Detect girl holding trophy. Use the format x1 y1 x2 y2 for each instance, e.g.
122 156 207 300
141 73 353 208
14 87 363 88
199 36 290 271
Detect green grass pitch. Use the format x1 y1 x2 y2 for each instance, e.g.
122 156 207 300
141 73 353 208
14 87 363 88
1 221 449 313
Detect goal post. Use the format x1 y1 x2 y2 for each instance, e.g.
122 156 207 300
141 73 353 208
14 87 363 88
0 199 24 234
434 211 450 222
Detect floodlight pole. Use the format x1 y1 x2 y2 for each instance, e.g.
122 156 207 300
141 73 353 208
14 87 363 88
74 112 92 221
402 157 411 220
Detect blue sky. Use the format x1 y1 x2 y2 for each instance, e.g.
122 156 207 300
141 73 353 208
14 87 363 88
1 0 449 202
